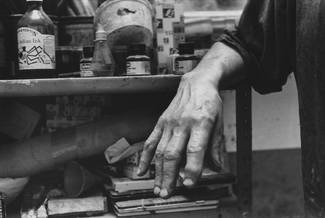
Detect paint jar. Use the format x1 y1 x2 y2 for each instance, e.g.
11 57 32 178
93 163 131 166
126 43 151 76
80 46 94 77
174 42 200 75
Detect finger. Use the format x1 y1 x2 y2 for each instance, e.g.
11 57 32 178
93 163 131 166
153 127 172 196
137 119 164 176
206 106 224 172
159 127 189 198
183 125 212 188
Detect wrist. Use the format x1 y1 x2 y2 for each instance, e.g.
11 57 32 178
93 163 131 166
187 42 246 91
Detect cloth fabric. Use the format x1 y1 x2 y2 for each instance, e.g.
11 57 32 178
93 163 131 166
218 0 325 216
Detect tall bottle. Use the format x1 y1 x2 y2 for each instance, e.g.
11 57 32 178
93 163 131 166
17 0 56 79
91 23 115 77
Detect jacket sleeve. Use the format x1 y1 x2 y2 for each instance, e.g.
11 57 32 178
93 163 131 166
217 0 296 94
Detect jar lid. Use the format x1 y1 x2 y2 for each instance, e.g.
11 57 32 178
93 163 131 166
178 42 195 55
83 46 94 57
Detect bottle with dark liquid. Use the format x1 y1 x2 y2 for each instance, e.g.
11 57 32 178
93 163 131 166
17 0 56 79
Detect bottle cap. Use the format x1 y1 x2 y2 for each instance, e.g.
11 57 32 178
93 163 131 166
95 23 107 41
83 46 94 57
128 43 146 55
178 42 195 55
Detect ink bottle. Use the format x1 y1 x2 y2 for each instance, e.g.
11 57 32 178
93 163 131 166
126 43 151 76
80 46 94 77
174 42 200 75
17 0 56 79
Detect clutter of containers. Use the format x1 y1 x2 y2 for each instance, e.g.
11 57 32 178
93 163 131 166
0 0 210 80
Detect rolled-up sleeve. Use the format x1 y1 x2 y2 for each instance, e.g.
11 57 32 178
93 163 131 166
218 0 296 94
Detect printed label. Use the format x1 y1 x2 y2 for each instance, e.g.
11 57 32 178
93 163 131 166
174 59 199 74
80 63 94 77
17 27 55 70
126 61 151 75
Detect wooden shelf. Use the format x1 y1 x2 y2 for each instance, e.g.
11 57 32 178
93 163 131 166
0 75 182 97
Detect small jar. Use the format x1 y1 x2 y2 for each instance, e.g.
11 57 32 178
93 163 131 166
80 46 94 77
126 43 151 76
174 42 200 75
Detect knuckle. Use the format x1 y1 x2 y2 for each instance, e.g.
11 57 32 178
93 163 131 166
164 149 181 160
197 113 215 126
187 142 205 153
155 149 164 159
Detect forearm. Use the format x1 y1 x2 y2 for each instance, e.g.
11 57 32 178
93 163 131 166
189 41 248 90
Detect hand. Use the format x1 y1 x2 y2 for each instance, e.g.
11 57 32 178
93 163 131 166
137 71 224 198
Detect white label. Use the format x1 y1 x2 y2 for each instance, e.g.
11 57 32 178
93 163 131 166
174 59 199 74
17 27 55 70
80 63 94 77
126 61 151 75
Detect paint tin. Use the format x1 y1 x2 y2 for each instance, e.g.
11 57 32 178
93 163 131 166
94 0 154 48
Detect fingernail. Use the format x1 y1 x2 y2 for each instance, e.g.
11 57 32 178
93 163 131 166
136 168 141 176
154 186 161 195
159 188 169 198
183 178 194 187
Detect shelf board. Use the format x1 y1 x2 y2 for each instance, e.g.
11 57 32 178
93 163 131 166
0 75 182 97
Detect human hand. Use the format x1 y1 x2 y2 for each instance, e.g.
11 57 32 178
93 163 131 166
137 72 224 198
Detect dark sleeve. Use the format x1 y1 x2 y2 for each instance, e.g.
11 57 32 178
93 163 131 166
217 0 296 94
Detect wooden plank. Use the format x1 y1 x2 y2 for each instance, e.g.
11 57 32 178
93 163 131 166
0 75 182 97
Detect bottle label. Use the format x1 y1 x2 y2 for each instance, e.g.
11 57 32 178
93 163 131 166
80 63 94 77
0 38 6 67
126 61 151 75
17 27 55 70
174 60 199 74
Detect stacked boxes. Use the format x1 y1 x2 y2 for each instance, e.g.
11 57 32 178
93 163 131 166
154 0 185 74
45 95 110 132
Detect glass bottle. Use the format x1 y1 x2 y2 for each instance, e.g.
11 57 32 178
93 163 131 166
174 42 200 75
126 43 151 76
17 0 56 79
91 23 115 77
80 46 94 77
